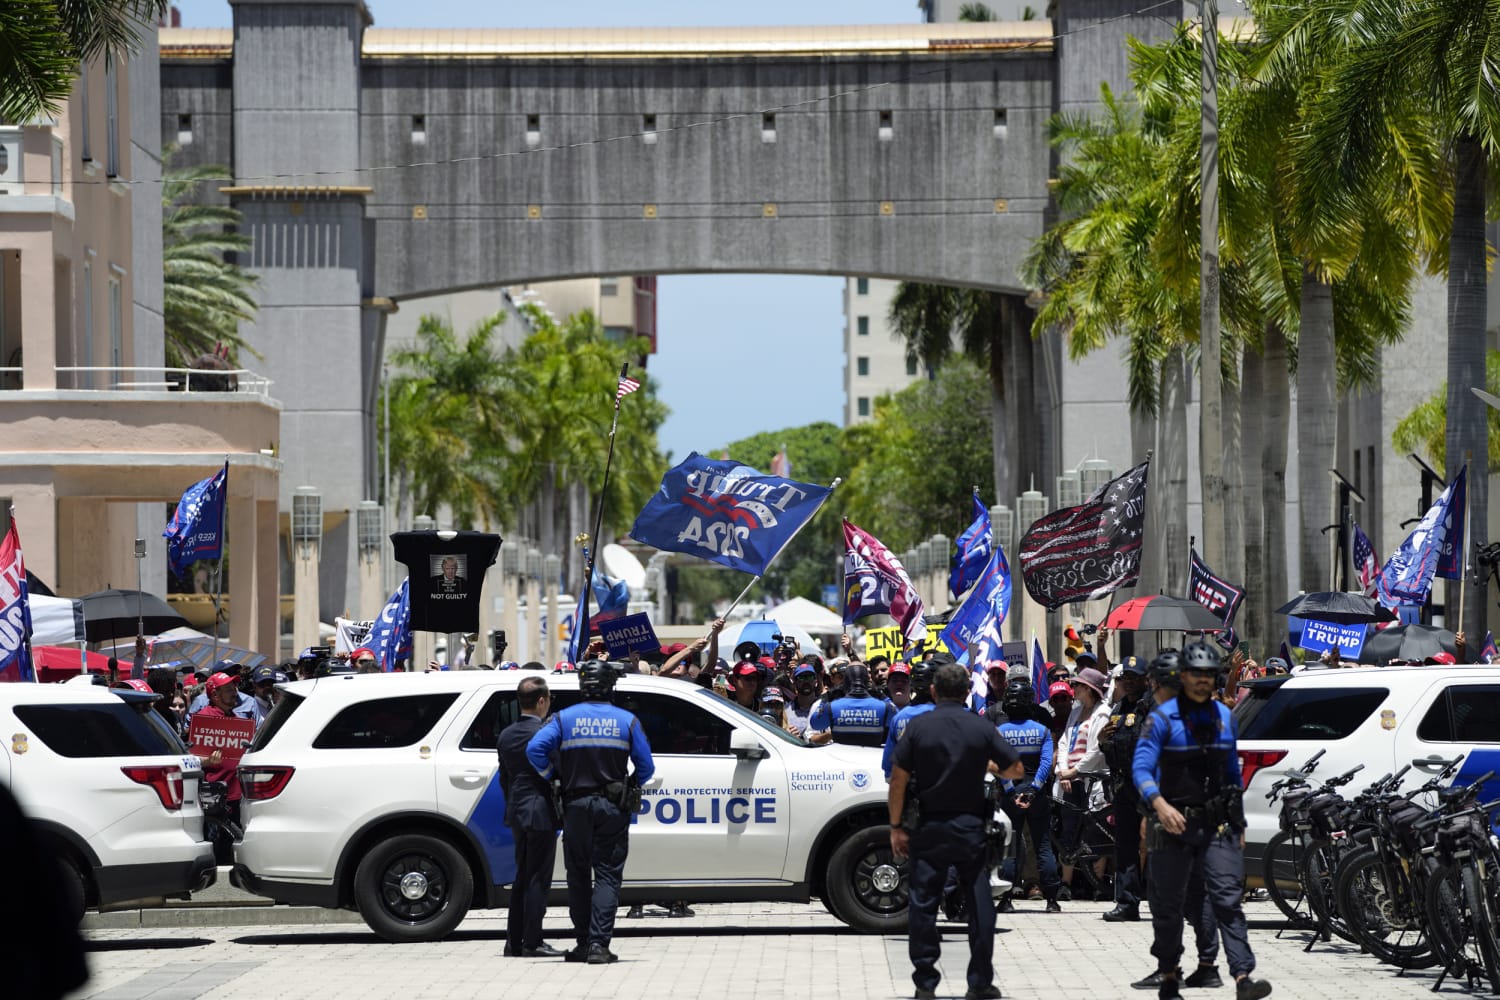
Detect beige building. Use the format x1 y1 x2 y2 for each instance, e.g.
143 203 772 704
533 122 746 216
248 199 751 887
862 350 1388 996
843 276 927 426
0 30 282 655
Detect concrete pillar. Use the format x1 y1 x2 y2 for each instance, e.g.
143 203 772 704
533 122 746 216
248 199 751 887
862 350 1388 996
256 499 277 658
544 554 561 666
11 488 55 594
500 541 520 664
19 246 56 390
524 547 542 664
292 538 319 652
477 553 499 666
228 494 256 652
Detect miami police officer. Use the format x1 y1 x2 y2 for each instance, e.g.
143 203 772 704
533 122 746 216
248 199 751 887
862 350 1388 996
890 661 1024 1000
812 661 892 747
881 659 936 779
1132 642 1271 1000
526 660 654 965
497 675 564 957
994 678 1062 913
1098 655 1150 922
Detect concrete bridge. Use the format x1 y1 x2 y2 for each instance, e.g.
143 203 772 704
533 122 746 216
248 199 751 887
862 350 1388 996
159 1 1173 616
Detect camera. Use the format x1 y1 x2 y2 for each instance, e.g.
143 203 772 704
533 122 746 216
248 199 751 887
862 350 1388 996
770 633 799 661
1080 623 1098 635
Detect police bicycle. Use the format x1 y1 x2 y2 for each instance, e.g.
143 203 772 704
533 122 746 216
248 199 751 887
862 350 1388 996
1420 787 1500 994
1047 774 1119 902
1258 748 1334 928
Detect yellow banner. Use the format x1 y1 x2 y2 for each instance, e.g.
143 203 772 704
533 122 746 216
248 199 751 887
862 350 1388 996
862 624 949 662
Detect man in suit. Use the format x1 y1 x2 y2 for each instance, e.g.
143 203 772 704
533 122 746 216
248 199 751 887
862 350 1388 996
498 675 564 957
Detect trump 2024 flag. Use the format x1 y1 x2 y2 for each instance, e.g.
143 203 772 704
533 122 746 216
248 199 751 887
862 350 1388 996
1378 464 1466 607
940 544 1011 665
843 520 926 643
365 579 413 672
630 453 832 576
164 462 228 578
949 493 993 599
0 517 34 682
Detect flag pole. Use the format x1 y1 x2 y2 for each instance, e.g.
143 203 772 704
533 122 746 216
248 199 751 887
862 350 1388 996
211 459 228 668
721 477 842 632
1458 452 1472 638
576 366 630 662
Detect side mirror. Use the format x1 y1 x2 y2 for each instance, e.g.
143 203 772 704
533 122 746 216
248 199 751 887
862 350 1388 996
730 729 769 760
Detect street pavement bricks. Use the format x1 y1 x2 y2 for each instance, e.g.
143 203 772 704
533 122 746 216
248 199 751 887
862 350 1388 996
71 900 1458 1000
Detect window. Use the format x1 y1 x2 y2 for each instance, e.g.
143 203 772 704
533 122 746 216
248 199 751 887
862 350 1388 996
857 316 869 337
856 278 869 296
525 114 540 147
856 356 869 377
1417 685 1500 743
762 112 776 143
177 113 193 147
78 63 91 162
1237 685 1389 741
906 357 918 377
613 691 735 755
248 693 304 752
81 257 93 387
642 113 657 145
461 690 582 750
857 397 870 417
410 115 426 145
878 109 893 141
16 701 184 757
600 276 619 296
104 54 118 176
312 693 459 749
107 274 122 378
994 108 1008 139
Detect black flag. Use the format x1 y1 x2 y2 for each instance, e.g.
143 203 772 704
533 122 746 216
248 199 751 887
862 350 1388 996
1017 461 1149 610
1189 549 1245 648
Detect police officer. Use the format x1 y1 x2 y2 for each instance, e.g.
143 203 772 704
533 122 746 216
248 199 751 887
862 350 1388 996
497 676 564 957
1132 642 1271 1000
811 661 892 747
994 678 1062 913
890 661 1024 1000
526 660 654 965
1098 654 1151 922
881 659 936 779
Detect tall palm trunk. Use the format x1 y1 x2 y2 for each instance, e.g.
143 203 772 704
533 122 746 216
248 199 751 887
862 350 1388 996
1297 267 1336 592
1240 343 1265 648
990 295 1016 506
1162 348 1190 595
1131 402 1161 599
1262 322 1291 641
1221 351 1245 586
1447 136 1489 637
540 463 558 561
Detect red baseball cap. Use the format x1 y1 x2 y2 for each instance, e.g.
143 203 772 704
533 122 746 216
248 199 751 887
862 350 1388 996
888 662 911 677
206 672 237 693
733 662 760 678
349 647 376 662
124 678 153 693
1425 652 1457 665
1048 680 1074 699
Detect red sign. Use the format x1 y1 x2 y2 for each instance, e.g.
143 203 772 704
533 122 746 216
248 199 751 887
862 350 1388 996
188 716 256 763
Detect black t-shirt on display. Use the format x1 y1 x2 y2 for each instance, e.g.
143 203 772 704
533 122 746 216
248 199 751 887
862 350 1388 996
391 531 501 633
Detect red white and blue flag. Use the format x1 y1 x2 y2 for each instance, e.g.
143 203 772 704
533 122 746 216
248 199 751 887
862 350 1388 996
1031 637 1047 705
616 375 641 401
0 516 34 682
164 462 228 578
939 543 1010 662
949 492 993 599
1352 522 1380 598
842 520 926 643
1378 465 1466 607
1481 632 1498 665
365 579 413 672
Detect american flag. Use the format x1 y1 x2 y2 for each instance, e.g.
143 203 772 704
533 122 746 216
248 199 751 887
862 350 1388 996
1353 522 1379 597
616 375 641 401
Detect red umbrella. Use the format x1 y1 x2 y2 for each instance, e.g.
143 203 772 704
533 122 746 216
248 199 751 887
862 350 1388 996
1104 596 1226 633
32 645 111 683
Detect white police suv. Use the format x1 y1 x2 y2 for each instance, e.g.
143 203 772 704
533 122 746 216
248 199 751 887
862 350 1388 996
231 671 911 942
0 682 217 920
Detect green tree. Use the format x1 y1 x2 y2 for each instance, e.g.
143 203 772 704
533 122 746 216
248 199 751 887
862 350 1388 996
1393 351 1500 470
161 152 259 368
0 0 166 123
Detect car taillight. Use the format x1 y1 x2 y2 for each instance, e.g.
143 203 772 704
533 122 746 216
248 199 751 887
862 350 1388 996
240 766 295 800
121 765 185 810
1239 749 1288 788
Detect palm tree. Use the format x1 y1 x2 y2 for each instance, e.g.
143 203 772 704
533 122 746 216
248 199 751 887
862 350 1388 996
0 0 166 123
1393 351 1500 470
161 153 259 369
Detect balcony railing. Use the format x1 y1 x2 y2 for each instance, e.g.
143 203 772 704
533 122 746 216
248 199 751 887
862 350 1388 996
0 127 22 195
0 366 275 395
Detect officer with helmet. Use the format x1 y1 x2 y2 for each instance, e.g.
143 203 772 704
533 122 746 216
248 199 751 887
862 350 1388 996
994 678 1062 913
810 661 892 747
526 660 654 965
1132 642 1271 1000
882 659 937 778
1099 654 1151 922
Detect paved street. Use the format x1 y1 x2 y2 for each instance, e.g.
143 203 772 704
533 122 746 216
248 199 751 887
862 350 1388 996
72 899 1462 1000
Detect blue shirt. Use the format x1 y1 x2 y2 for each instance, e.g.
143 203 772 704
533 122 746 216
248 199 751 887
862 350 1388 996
882 702 935 778
996 718 1053 789
1132 696 1241 806
526 699 655 792
811 693 893 748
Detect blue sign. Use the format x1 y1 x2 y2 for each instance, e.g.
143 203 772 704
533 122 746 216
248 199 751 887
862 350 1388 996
598 612 659 657
1298 618 1367 659
820 584 839 609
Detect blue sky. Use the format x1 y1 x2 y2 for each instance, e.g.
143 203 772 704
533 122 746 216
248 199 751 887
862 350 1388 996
183 0 925 462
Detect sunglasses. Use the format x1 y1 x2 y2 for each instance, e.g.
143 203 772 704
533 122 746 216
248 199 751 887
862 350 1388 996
356 658 376 666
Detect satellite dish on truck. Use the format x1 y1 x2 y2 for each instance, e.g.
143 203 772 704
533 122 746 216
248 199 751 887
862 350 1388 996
601 543 647 590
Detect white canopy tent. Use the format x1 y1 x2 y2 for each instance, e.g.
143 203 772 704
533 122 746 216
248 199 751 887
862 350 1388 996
764 596 845 635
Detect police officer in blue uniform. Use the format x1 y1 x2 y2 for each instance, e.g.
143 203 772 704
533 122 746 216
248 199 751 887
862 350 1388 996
1132 642 1271 1000
526 660 655 965
498 675 565 957
890 661 1024 1000
882 660 936 778
1100 654 1151 922
811 662 892 747
994 678 1062 914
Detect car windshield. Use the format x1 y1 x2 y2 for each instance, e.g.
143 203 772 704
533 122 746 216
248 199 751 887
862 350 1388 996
697 688 807 747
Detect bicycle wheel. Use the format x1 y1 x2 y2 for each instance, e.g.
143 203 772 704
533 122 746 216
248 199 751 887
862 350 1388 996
1461 866 1500 993
1334 847 1436 969
1424 862 1480 982
1260 831 1312 927
1300 839 1357 944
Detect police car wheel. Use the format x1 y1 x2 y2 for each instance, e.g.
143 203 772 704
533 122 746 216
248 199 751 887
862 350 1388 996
827 825 909 933
353 833 474 943
58 855 88 925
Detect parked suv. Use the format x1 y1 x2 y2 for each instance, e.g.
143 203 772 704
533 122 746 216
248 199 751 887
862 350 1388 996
232 671 924 942
1234 664 1500 869
0 683 217 919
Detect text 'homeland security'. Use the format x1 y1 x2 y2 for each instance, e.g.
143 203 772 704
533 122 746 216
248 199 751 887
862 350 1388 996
790 770 845 792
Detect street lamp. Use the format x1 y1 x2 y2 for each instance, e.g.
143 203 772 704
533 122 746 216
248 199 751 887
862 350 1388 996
1325 469 1365 592
133 537 145 640
1404 453 1446 528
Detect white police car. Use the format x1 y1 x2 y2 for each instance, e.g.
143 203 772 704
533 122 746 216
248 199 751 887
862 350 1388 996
231 671 913 942
0 682 217 920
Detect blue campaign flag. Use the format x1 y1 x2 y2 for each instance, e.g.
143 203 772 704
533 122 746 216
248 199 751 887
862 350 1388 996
949 493 993 599
940 545 1011 664
1378 465 1467 607
366 580 413 672
567 567 631 662
0 517 34 682
1031 636 1047 704
164 462 228 578
630 452 832 575
1436 466 1468 581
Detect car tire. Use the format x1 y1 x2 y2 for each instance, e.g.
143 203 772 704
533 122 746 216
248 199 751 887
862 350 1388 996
826 825 908 933
353 833 473 943
58 856 88 926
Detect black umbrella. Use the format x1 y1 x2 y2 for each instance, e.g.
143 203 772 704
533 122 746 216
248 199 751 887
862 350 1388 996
1359 624 1458 664
1275 592 1396 625
1104 596 1227 633
78 589 189 642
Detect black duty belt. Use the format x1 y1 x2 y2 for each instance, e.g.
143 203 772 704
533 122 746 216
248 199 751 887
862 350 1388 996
563 788 605 803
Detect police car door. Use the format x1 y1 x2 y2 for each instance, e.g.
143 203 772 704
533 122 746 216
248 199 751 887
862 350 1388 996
1400 673 1500 807
615 685 792 883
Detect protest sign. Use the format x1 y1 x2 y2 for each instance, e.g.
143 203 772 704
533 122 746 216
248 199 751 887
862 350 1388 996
335 617 373 655
864 626 903 662
598 613 660 658
1298 619 1367 660
188 716 256 764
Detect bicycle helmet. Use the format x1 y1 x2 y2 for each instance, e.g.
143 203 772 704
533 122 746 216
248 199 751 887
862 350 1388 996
1148 650 1182 687
1182 640 1221 672
579 659 621 699
1002 678 1035 714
